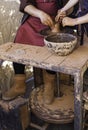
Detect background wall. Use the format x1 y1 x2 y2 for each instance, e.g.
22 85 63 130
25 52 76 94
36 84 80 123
0 0 22 44
0 0 22 96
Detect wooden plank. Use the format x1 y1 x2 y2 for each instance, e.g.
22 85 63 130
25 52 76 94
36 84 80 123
59 45 88 70
41 54 67 71
0 42 52 66
0 42 67 71
0 39 88 73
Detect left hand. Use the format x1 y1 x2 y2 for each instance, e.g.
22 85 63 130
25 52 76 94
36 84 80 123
39 11 54 27
62 17 76 27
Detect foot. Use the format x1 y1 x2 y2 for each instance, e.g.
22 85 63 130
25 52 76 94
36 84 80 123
2 86 25 101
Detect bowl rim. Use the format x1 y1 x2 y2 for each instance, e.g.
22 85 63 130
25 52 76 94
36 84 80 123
44 33 77 44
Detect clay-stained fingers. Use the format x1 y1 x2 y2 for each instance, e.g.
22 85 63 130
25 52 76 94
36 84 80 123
62 17 75 27
55 10 66 22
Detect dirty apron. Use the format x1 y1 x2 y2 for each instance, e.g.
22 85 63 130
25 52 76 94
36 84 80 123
15 0 58 46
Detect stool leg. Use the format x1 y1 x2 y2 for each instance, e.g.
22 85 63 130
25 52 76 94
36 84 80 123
33 67 43 88
20 104 30 130
30 122 49 130
56 72 60 97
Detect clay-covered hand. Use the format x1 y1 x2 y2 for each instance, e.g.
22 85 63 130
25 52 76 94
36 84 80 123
55 9 66 22
51 23 61 33
39 11 54 28
62 17 75 27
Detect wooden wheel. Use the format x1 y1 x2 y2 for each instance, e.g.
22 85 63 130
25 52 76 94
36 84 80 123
30 84 74 124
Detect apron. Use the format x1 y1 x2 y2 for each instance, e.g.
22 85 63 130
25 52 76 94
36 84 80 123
15 0 58 46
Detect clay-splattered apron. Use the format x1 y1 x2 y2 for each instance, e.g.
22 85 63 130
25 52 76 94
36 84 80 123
15 0 58 46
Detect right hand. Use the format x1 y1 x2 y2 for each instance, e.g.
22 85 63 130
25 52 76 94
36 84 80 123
39 11 54 28
55 9 66 22
62 17 76 27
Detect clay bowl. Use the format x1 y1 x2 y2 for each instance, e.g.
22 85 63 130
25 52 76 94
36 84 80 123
44 33 77 56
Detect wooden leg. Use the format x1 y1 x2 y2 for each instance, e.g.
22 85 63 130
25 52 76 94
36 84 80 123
19 104 30 130
74 71 83 130
30 122 49 130
33 67 43 88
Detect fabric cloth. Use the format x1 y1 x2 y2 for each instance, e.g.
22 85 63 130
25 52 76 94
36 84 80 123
15 0 59 46
19 0 62 13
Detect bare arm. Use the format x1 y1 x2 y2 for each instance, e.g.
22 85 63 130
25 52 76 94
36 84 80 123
55 0 79 22
24 4 54 27
61 0 79 12
75 14 88 25
62 14 88 27
24 4 43 18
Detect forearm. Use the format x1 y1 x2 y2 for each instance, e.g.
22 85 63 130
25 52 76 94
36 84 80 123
24 4 42 18
24 4 54 27
61 0 79 12
75 14 88 25
19 0 33 13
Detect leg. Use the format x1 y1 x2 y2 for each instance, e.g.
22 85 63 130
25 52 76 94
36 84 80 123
13 62 25 74
43 70 56 104
33 67 43 88
2 62 26 100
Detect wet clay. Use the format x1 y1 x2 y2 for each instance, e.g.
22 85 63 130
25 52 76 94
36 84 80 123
45 34 75 43
40 28 53 36
40 23 61 36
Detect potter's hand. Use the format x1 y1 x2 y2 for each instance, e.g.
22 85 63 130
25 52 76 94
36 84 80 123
55 9 66 22
24 5 54 28
39 11 54 27
51 23 61 33
62 17 75 27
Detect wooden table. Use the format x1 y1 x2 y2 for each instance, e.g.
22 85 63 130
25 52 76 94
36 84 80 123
0 36 88 130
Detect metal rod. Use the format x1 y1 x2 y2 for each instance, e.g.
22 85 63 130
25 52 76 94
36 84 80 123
56 72 60 97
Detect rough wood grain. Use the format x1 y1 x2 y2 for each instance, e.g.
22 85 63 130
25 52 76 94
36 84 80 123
0 41 87 73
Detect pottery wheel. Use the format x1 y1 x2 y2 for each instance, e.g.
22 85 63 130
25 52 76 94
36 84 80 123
30 85 74 124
